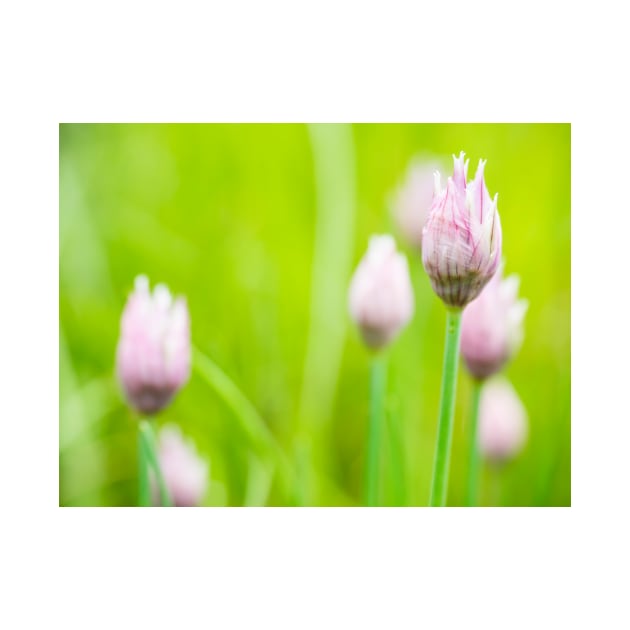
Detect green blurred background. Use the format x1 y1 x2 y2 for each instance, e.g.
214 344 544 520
59 123 570 507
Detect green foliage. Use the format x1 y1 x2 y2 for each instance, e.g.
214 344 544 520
59 123 570 506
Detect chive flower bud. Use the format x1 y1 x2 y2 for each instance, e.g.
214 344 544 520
348 234 414 350
391 159 443 251
116 275 191 415
153 425 209 507
422 152 502 308
461 268 528 380
478 378 528 463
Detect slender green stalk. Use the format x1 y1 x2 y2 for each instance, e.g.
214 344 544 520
429 309 463 507
386 398 406 506
465 379 483 506
365 355 387 506
489 466 502 506
138 429 151 506
139 420 172 507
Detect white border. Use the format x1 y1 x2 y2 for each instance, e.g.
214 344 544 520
2 1 629 628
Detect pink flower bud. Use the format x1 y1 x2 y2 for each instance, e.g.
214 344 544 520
478 378 528 463
422 152 502 308
391 159 443 251
116 275 191 415
348 235 414 350
153 425 209 507
460 268 528 380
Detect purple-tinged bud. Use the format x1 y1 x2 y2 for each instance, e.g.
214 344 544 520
478 378 528 463
348 234 414 350
116 275 191 415
391 159 443 251
460 267 528 380
153 425 209 507
422 152 502 308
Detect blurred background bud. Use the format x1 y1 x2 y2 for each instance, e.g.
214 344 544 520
152 424 209 507
116 275 191 415
478 378 528 463
348 234 414 350
461 267 528 379
391 158 443 251
422 152 502 307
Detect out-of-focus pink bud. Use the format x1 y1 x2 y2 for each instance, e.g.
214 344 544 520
116 275 191 415
153 425 209 507
478 378 528 463
422 152 502 308
391 159 443 251
348 234 414 350
460 268 528 380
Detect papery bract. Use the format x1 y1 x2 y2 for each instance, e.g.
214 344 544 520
153 424 209 507
478 378 528 463
348 234 414 350
422 152 502 308
116 275 191 415
461 268 528 380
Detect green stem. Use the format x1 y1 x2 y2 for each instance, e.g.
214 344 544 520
386 398 406 507
139 420 173 507
490 466 502 506
138 429 151 506
365 355 387 506
465 379 483 507
429 308 463 507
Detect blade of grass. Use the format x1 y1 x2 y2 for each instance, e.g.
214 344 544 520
244 454 275 507
59 375 120 452
192 345 295 500
296 123 357 503
59 327 108 506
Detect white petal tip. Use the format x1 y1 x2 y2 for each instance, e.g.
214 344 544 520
153 283 173 309
134 275 150 292
433 171 442 195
